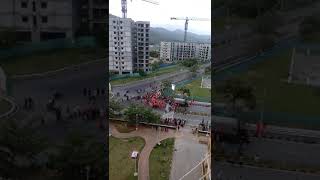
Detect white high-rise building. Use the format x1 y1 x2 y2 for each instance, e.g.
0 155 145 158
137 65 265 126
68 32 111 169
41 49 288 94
160 41 211 63
109 14 150 74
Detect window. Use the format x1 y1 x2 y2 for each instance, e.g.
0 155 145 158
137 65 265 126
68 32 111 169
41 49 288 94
115 57 118 59
121 52 124 55
122 62 124 64
114 32 116 34
41 16 48 23
121 47 124 50
115 47 117 49
120 37 123 40
41 2 47 8
121 42 123 45
21 1 27 8
116 62 118 64
114 37 116 40
114 26 116 29
32 1 36 11
116 66 118 69
115 52 117 54
122 57 124 59
113 20 116 23
33 15 37 27
22 16 28 23
120 32 123 34
120 26 122 29
120 21 122 24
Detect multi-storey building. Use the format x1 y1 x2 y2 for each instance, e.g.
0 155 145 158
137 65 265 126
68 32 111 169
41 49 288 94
109 14 150 75
134 21 150 72
0 0 108 42
0 0 75 42
160 41 211 63
78 0 107 34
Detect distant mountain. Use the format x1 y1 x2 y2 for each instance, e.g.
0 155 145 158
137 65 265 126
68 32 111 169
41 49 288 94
150 27 211 45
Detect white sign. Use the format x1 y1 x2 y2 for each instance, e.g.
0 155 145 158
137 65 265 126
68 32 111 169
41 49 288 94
131 151 139 159
171 84 176 91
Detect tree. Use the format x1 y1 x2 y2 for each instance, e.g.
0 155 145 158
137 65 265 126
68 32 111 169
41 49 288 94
177 87 190 96
151 62 161 71
138 69 146 77
299 14 320 42
0 119 48 179
109 99 122 118
150 51 160 58
180 59 198 68
0 28 17 48
161 80 172 90
124 105 160 125
48 131 106 180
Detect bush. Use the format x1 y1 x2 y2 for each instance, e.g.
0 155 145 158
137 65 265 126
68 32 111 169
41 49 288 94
138 69 146 77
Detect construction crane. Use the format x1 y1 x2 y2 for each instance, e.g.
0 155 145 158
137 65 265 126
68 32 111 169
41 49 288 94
121 0 159 18
170 17 210 42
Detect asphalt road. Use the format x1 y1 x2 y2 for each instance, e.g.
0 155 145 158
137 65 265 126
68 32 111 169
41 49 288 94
213 162 320 180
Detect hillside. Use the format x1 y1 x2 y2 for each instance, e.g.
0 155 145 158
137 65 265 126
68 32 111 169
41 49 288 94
150 27 211 45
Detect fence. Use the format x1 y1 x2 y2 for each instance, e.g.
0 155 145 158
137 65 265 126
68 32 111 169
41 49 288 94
0 36 96 60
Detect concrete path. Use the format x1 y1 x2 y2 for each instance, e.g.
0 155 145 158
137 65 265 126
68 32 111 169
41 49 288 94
110 123 176 180
170 128 208 180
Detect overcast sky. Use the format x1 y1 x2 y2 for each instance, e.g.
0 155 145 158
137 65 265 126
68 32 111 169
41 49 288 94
109 0 211 35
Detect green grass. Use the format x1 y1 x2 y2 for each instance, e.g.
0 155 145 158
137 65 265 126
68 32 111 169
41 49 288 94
149 138 175 180
0 48 106 76
215 49 320 117
213 16 254 33
0 98 12 115
110 66 182 85
184 79 211 99
109 136 145 180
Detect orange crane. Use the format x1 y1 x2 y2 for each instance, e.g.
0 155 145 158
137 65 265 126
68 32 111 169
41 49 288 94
170 17 210 42
121 0 159 18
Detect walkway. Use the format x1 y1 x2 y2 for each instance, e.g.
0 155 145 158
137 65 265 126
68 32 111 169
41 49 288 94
110 123 176 180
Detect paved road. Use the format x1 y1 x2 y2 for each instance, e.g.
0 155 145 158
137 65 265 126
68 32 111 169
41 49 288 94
244 138 320 167
213 162 320 180
170 127 208 180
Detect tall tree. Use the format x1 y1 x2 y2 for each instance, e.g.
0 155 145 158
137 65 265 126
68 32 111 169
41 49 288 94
48 131 106 180
0 119 48 179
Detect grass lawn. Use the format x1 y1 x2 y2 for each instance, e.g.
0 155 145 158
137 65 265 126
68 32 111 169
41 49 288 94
149 138 175 180
0 48 106 76
114 122 136 133
109 136 145 180
110 66 182 85
0 98 12 115
214 49 320 117
184 79 211 101
213 16 253 33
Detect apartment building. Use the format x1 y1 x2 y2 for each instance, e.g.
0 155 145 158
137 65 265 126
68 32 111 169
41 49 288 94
160 41 211 62
0 0 108 42
78 0 107 34
0 0 75 42
134 21 150 72
109 14 150 75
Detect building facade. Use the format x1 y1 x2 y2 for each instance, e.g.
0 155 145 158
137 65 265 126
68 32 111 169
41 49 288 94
0 0 74 42
160 41 211 63
0 0 108 42
109 14 150 74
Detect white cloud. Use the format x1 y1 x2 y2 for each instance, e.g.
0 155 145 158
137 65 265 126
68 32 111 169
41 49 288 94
109 0 211 35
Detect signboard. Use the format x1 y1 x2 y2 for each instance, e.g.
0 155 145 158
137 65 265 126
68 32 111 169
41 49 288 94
171 84 175 91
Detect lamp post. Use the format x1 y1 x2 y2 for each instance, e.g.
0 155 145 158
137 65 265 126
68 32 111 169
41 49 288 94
135 114 138 131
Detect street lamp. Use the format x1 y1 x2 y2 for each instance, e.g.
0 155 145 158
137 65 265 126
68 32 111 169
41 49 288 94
135 114 138 131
